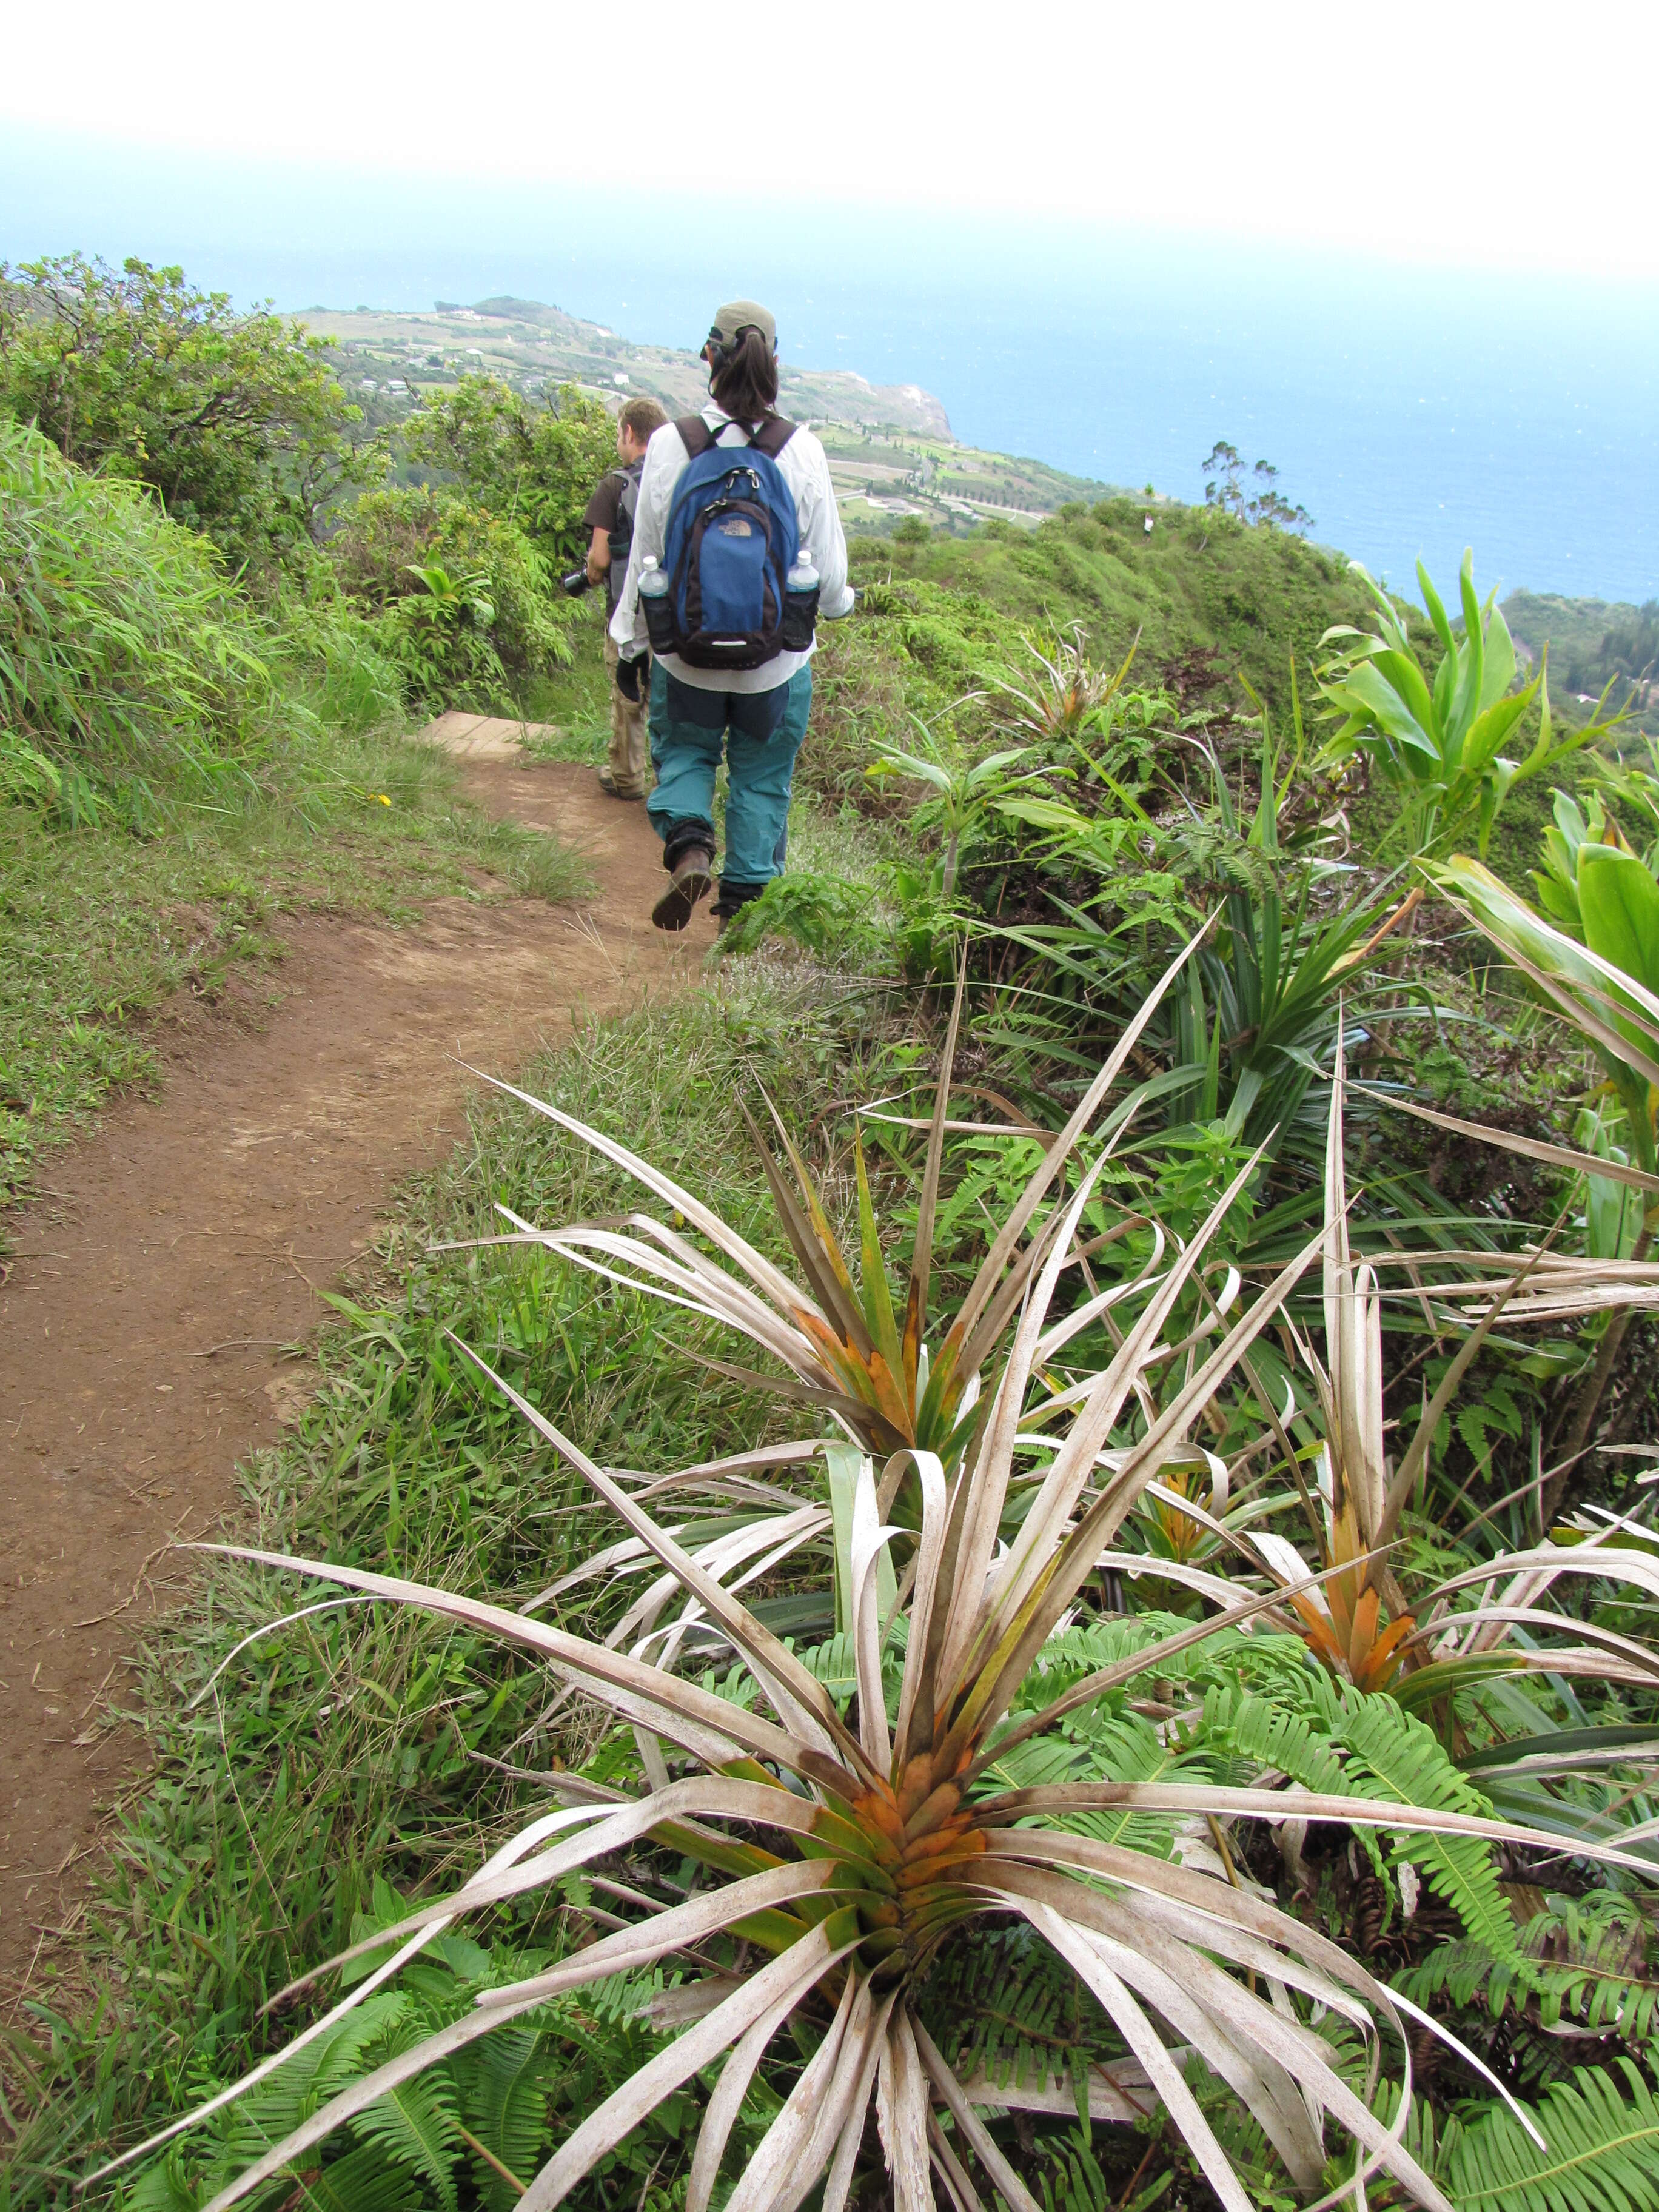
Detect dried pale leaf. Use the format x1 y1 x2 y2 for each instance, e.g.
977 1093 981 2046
723 1968 860 2212
927 2108 985 2212
1028 1900 1256 2212
876 2009 934 2212
687 1970 819 2212
771 1975 885 2212
820 1988 898 2212
984 1782 1659 1879
519 1921 859 2211
446 1337 866 1774
910 2014 1044 2212
462 1065 811 1309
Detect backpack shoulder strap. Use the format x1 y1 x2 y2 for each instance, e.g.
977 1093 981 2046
749 414 797 458
676 414 716 460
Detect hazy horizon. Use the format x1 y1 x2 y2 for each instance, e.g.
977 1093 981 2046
5 126 1657 606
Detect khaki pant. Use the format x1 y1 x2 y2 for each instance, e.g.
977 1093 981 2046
602 632 648 797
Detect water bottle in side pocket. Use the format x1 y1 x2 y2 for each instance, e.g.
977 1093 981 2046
638 555 675 654
780 547 819 651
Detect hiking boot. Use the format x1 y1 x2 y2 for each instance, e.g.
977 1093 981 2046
597 766 645 801
651 847 714 931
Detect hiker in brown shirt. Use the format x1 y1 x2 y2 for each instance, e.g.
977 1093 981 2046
581 395 669 799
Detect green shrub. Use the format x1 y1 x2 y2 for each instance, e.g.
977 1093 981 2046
326 488 574 711
403 375 617 568
0 418 287 823
0 255 375 580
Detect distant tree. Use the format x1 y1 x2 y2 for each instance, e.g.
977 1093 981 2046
403 375 618 569
1601 600 1659 685
0 254 376 576
1202 440 1313 534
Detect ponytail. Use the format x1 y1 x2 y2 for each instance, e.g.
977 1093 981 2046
709 327 780 424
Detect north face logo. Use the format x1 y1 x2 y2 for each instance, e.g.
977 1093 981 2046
717 518 754 537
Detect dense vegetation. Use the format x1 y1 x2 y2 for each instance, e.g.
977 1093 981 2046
0 255 605 1215
5 253 1659 2212
1504 591 1659 734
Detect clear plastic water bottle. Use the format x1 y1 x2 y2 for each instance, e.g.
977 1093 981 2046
783 547 819 649
638 555 673 651
786 548 819 598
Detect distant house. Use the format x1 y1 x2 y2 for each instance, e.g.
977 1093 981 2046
358 378 377 392
387 381 407 395
614 372 630 387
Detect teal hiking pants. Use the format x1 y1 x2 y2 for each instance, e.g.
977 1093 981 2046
646 663 812 899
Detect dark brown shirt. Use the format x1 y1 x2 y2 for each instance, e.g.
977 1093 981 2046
583 467 637 614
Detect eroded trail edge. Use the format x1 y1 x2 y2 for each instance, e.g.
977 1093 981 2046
0 736 702 1986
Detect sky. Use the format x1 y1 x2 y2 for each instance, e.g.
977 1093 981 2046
4 2 1655 598
3 0 1655 276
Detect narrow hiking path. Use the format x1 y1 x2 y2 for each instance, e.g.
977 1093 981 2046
0 725 706 1991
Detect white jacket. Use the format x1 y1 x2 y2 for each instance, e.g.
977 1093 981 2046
609 403 854 693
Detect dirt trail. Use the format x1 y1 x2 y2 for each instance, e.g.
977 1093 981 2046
0 727 704 1988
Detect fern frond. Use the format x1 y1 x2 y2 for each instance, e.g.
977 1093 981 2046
350 2071 463 2212
917 1922 1122 2097
1439 2061 1659 2212
1200 1683 1346 1794
290 2140 428 2212
220 1994 410 2162
457 2024 547 2211
1333 1688 1519 1963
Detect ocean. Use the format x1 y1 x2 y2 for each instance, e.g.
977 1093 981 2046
4 130 1656 606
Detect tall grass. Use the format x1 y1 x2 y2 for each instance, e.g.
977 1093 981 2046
0 420 292 824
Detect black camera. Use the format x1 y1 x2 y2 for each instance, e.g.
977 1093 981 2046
561 569 592 598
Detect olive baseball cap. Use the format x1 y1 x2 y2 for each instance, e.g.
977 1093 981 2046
707 298 777 354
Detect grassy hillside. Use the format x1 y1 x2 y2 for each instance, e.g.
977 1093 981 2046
820 424 1122 538
843 494 1375 714
0 407 588 1225
309 298 1121 537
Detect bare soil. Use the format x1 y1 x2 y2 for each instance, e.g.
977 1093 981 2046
0 742 706 1991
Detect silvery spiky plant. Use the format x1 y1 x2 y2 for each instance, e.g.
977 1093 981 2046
96 971 1658 2211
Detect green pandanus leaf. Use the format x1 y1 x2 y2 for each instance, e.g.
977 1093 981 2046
914 1315 968 1443
706 1766 897 1883
769 1108 868 1319
649 1817 783 1883
855 1131 905 1378
743 1104 871 1355
931 1375 991 1470
901 1276 922 1410
726 1905 831 1952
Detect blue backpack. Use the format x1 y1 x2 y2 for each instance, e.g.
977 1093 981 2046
648 414 799 671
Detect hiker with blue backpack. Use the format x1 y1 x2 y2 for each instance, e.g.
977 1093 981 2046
608 298 853 931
